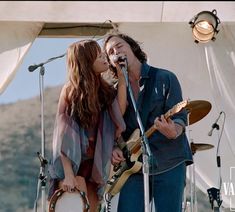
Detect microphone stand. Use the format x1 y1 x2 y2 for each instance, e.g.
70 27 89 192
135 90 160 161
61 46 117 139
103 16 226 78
28 53 66 72
207 111 226 212
120 61 152 212
29 54 65 212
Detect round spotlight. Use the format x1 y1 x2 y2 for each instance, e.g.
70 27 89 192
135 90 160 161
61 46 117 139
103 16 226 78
189 9 220 43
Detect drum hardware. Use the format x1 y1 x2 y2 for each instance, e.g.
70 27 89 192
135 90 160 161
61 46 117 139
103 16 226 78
184 99 212 212
184 140 215 212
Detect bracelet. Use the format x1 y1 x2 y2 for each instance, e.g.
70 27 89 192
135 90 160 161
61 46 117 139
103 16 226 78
173 123 183 139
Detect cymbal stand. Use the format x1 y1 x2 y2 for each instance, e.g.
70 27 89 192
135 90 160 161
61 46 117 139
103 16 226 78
191 143 198 212
185 113 197 212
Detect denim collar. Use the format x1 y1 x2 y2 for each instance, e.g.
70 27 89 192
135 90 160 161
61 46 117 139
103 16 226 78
140 62 151 79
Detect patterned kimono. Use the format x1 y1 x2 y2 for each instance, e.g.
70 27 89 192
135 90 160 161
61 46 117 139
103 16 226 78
48 97 125 200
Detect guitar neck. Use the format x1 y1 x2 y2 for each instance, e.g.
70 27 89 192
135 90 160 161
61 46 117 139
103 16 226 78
145 125 157 138
128 100 188 154
129 110 172 153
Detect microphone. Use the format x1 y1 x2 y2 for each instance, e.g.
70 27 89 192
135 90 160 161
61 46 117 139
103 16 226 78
110 55 127 63
208 112 222 136
28 63 44 72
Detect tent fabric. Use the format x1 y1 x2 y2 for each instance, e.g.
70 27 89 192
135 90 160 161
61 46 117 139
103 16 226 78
205 25 235 154
0 21 43 94
1 1 235 210
117 22 235 209
201 25 235 207
1 2 235 22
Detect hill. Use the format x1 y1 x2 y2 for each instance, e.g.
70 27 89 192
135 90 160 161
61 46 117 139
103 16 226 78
0 85 61 212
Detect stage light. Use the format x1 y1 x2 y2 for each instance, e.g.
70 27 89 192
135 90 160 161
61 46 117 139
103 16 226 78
189 9 220 43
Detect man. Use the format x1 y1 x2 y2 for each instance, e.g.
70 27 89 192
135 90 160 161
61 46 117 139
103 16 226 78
104 33 193 212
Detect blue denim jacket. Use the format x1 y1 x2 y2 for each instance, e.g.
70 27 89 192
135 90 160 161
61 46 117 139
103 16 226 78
122 63 193 174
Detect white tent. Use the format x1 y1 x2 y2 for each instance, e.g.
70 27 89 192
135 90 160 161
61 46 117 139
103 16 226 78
1 1 235 211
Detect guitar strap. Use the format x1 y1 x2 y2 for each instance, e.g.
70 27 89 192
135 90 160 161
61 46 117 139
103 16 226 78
140 66 156 129
116 66 156 149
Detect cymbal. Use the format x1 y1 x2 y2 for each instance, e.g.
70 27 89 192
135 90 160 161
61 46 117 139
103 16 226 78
190 142 214 154
185 100 212 125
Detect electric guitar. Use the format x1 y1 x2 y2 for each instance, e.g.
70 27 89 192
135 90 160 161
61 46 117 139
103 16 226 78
104 99 189 197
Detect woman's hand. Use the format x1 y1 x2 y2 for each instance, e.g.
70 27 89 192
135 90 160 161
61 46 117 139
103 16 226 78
61 173 77 192
60 153 87 193
61 175 87 195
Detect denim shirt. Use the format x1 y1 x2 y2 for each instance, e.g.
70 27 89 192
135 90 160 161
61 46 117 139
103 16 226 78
122 63 193 174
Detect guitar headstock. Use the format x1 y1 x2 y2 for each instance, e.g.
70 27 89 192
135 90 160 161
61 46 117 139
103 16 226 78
174 100 188 113
165 100 189 119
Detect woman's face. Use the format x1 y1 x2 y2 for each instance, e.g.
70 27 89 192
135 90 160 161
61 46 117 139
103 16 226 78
92 51 109 75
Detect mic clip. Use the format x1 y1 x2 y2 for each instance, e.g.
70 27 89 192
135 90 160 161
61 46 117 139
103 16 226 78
212 123 220 130
37 152 48 167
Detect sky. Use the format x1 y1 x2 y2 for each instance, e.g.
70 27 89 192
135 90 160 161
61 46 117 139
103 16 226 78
0 38 84 104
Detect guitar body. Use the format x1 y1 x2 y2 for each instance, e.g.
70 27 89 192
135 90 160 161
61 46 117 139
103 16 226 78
105 129 143 196
106 159 142 196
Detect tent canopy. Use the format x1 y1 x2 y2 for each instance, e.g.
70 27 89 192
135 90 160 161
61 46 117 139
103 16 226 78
1 1 235 210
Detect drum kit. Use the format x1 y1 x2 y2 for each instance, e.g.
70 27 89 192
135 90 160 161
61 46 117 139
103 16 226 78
48 99 213 212
185 99 214 154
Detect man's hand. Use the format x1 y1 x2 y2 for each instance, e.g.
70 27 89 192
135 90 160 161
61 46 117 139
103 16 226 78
154 115 182 139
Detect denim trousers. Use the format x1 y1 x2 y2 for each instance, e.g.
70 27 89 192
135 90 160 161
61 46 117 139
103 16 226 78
117 162 186 212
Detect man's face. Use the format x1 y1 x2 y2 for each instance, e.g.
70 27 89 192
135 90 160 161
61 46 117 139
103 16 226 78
105 36 135 67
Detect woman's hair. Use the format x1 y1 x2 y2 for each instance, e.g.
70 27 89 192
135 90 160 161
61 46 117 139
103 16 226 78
64 40 116 129
103 33 147 74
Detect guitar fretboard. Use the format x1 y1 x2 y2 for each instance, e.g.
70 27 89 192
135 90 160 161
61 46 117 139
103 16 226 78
129 100 188 153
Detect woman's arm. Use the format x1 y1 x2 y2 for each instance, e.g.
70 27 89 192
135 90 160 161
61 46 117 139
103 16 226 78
60 153 76 191
116 64 127 115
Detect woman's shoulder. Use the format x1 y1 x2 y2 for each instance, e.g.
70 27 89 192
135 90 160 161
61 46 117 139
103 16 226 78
60 82 71 94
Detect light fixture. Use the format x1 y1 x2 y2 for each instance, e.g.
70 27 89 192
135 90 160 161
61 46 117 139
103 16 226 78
189 9 220 43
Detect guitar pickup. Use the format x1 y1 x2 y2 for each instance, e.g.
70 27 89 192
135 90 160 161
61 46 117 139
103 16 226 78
113 164 121 172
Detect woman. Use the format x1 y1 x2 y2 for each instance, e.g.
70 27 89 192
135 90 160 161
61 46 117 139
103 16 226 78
48 40 125 211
